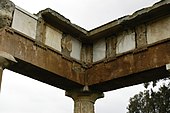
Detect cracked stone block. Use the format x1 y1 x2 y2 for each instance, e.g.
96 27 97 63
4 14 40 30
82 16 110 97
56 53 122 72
61 34 72 56
135 24 147 48
81 44 93 64
106 36 116 58
116 30 136 54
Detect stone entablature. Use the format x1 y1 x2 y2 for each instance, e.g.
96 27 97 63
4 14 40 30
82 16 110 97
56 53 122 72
1 1 170 112
0 0 170 90
0 0 167 63
0 0 168 65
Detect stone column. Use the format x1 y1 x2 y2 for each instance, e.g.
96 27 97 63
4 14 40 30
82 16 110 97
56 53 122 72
0 51 17 91
0 66 3 91
0 0 15 28
66 90 104 113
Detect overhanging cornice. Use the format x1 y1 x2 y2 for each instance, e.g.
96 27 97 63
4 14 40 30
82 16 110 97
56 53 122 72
37 8 88 42
37 0 170 42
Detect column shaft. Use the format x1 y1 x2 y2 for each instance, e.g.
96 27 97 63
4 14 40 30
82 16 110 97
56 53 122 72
0 51 17 92
0 67 3 91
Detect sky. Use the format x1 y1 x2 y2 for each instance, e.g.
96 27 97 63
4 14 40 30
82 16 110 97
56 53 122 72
0 0 160 113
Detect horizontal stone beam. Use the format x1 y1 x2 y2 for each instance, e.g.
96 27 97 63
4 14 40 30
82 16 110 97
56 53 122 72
87 39 170 92
0 28 85 90
1 0 170 92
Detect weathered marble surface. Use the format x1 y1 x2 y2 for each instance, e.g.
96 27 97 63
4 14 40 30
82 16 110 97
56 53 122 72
116 31 136 54
93 38 106 62
45 26 62 51
147 16 170 44
12 7 38 39
71 37 82 60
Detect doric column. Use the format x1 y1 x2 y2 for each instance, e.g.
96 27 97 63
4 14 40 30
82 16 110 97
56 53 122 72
0 51 17 91
66 90 104 113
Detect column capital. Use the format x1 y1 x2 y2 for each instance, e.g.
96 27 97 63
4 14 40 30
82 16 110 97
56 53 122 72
0 51 17 91
66 90 104 113
66 90 104 103
0 51 17 69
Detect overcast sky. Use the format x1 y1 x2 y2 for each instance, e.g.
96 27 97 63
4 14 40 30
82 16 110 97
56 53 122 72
0 0 160 113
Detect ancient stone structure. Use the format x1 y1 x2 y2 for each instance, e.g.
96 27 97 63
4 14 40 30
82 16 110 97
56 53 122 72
0 0 15 28
0 0 170 112
0 51 17 91
66 91 104 113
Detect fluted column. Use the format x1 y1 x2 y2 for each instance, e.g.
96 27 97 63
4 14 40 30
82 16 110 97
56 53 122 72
66 90 104 113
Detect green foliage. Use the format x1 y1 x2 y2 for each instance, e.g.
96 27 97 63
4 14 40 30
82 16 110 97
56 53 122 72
127 82 170 113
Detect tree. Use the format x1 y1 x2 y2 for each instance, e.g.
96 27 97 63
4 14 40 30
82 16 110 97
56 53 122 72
127 80 170 113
